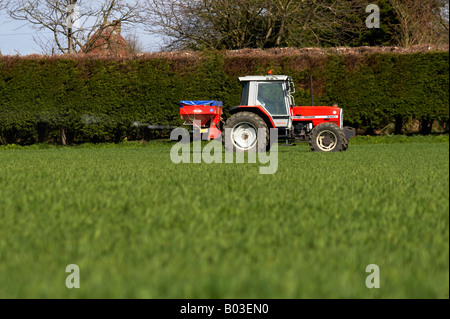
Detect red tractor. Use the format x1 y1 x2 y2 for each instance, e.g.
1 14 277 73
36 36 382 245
179 73 355 152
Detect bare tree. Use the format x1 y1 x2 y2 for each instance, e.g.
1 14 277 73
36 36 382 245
145 0 367 50
6 0 148 54
124 32 144 54
275 0 365 47
0 0 11 55
390 0 449 47
439 0 449 32
0 0 9 9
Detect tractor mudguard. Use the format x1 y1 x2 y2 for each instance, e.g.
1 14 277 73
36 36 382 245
228 105 277 129
343 126 356 139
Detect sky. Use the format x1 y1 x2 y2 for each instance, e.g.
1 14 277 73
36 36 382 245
0 10 163 55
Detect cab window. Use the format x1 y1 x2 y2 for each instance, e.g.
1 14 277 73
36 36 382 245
257 82 287 115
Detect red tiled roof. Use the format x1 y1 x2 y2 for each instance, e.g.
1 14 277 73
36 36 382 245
82 20 132 57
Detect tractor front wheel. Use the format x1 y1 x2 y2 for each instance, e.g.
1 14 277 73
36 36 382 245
309 123 345 152
223 112 269 152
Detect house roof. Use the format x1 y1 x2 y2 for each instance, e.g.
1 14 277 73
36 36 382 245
82 20 132 57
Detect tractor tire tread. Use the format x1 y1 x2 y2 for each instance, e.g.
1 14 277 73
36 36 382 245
309 122 346 152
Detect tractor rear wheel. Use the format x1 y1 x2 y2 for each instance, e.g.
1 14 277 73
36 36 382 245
223 111 269 152
309 123 345 152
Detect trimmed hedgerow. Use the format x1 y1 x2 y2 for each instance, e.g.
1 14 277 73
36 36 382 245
0 50 448 144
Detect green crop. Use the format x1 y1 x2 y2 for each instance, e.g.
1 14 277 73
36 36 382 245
0 138 448 298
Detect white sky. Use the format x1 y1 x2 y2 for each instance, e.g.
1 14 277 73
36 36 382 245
0 10 163 55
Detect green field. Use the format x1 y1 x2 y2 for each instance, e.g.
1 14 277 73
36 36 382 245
0 136 448 298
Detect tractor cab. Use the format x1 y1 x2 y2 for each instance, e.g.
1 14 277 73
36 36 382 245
223 73 355 152
237 75 295 129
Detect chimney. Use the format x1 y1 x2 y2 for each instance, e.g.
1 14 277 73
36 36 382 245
113 20 121 34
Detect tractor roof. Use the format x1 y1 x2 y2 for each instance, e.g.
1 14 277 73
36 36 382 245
238 75 291 82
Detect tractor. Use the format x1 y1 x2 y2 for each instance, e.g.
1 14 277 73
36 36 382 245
178 73 355 152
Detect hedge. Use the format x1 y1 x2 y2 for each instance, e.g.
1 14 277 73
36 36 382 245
0 49 448 144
